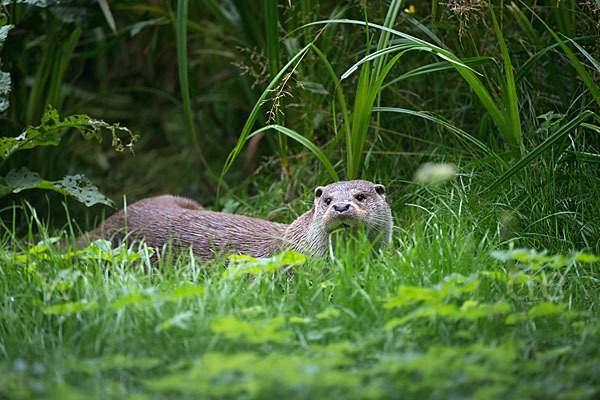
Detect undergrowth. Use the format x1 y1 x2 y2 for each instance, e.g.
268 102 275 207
1 175 599 399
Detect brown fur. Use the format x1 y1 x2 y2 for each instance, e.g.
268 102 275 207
79 180 393 259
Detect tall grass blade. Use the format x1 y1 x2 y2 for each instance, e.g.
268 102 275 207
383 57 494 89
299 19 512 143
265 0 281 91
232 0 265 48
513 37 598 84
520 1 600 107
341 44 428 80
311 43 351 166
264 0 288 176
341 43 474 80
248 125 338 181
97 0 117 35
431 0 439 31
507 1 542 46
47 28 81 111
218 43 313 198
310 44 351 140
176 0 210 178
26 28 81 125
371 0 403 165
373 0 402 79
490 5 521 147
372 106 503 164
488 111 596 191
347 60 371 180
348 49 413 179
564 36 600 74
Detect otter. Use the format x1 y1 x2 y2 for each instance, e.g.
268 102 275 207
78 180 393 259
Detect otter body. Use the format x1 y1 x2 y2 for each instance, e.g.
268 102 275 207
81 180 392 259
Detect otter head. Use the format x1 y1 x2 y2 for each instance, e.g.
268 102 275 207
312 180 393 246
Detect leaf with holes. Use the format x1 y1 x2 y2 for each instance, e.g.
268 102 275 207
0 167 113 207
0 21 13 113
0 106 138 160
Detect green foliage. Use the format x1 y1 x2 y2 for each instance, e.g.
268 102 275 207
521 1 600 108
489 5 521 147
1 168 113 207
0 107 137 206
2 214 599 398
1 1 600 398
488 110 599 191
491 248 599 268
224 250 306 278
0 107 137 160
0 18 12 113
13 238 153 268
175 0 208 178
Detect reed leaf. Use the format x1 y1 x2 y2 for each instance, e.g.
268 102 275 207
300 19 513 146
520 1 600 107
382 57 494 89
97 0 117 35
489 5 521 147
488 111 596 191
175 0 211 179
218 43 313 197
372 106 503 165
310 44 350 140
564 36 600 75
248 125 339 181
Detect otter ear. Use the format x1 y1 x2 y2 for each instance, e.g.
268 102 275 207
315 187 324 198
374 184 386 196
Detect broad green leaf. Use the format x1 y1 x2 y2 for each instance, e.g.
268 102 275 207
0 23 12 113
1 167 114 207
43 300 97 315
316 308 340 320
169 285 205 300
210 316 290 344
110 293 153 310
81 239 155 262
225 250 306 279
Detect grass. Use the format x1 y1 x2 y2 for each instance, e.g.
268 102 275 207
1 170 599 399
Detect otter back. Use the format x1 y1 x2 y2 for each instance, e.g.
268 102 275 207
81 195 288 259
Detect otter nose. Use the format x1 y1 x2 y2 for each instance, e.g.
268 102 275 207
333 203 351 213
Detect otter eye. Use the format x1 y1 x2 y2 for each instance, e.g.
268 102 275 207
355 194 366 202
325 197 332 205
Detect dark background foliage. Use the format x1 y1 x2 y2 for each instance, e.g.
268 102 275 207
0 0 599 251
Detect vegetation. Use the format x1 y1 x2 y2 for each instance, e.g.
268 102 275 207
1 0 599 398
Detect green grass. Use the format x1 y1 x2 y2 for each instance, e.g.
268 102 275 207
1 174 599 399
